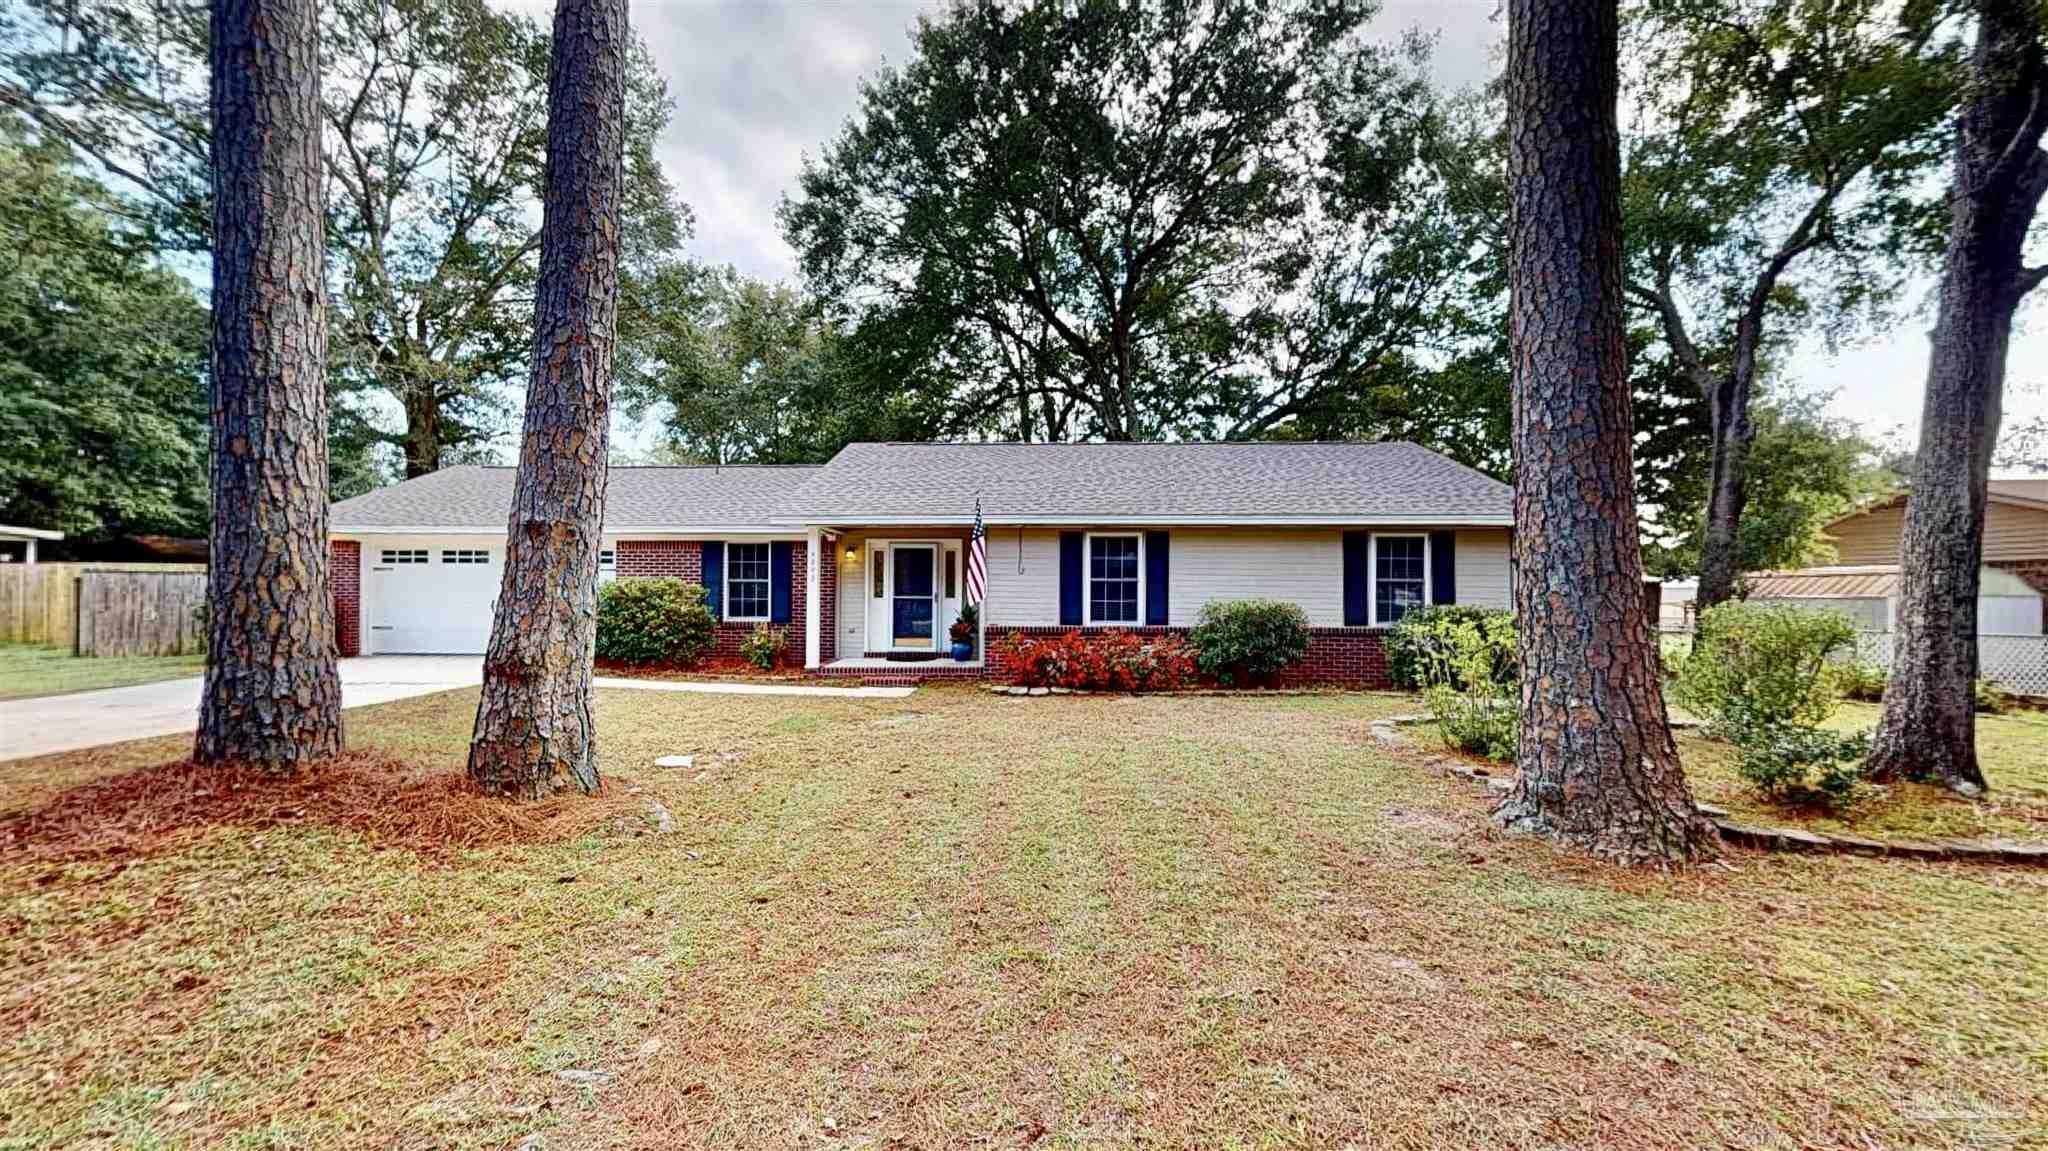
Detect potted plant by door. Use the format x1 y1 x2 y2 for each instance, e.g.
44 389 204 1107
949 603 979 661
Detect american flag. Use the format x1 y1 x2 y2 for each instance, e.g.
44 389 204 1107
966 497 987 606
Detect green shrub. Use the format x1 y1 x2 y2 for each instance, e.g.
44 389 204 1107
1829 660 1888 703
1721 704 1872 810
595 578 715 666
1409 609 1519 760
1974 678 2013 715
1424 684 1519 761
1189 600 1312 686
1674 602 1855 728
740 623 786 670
1386 604 1507 689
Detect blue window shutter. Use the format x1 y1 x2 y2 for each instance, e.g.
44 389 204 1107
702 541 723 619
1144 531 1169 626
1430 531 1456 606
1343 531 1369 626
1059 532 1083 626
770 540 793 623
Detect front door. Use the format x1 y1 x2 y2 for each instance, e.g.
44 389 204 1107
890 544 937 650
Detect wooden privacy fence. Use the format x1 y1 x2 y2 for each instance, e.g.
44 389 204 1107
75 570 208 657
0 563 206 653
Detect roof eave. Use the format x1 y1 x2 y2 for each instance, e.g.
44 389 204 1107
332 524 803 536
768 513 1515 529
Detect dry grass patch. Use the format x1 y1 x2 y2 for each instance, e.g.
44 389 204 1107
0 685 2043 1149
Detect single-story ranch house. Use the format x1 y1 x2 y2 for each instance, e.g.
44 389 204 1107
328 441 1515 685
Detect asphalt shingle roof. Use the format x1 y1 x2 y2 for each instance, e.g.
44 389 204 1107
329 443 1513 530
329 464 822 531
773 441 1512 524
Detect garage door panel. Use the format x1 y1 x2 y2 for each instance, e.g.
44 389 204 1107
367 546 499 654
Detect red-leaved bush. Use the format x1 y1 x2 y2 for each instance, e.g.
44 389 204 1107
999 630 1197 691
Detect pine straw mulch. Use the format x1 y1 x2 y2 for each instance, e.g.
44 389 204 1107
0 752 639 863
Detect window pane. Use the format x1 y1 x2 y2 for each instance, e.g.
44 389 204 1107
1375 537 1425 623
1089 536 1140 623
728 543 771 619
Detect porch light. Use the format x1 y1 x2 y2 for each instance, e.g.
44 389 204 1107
845 545 857 561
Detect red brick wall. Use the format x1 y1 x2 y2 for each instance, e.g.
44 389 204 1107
983 623 1393 688
615 539 807 667
616 539 702 581
331 540 360 657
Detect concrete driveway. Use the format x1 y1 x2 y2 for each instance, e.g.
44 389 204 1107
0 656 482 763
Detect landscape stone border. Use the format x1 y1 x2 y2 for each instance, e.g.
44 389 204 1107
1373 719 2048 866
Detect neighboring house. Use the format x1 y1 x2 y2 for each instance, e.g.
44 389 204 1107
327 441 1515 685
1738 565 2043 636
1823 479 2048 598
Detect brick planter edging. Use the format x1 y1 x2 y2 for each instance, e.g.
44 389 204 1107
1423 748 2048 866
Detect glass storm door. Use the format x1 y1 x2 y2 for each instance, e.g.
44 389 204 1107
891 544 937 649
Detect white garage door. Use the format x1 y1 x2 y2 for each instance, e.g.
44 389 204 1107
366 546 500 653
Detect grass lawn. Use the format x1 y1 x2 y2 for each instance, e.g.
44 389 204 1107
3 687 2045 1149
0 643 205 702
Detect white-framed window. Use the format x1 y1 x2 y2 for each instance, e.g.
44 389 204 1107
441 549 490 565
1371 534 1428 625
726 541 771 621
1086 533 1142 625
598 548 617 584
380 548 429 565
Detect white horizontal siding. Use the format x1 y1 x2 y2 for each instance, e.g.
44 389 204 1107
979 527 1064 625
1453 529 1512 610
1168 529 1345 626
973 525 1514 628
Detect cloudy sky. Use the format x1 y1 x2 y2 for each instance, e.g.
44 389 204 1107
506 0 2045 462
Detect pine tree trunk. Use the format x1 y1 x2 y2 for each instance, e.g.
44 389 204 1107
1867 0 2046 796
1494 0 1717 862
465 0 626 798
195 0 344 769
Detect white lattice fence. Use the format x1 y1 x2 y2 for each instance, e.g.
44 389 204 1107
1850 631 2048 698
1981 634 2048 698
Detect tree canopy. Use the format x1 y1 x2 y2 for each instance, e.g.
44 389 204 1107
780 0 1497 444
0 116 208 550
1 0 692 478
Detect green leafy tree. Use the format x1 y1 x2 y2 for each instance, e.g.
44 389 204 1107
1621 0 1961 608
1 0 691 478
1641 391 1888 575
782 0 1485 443
618 265 927 464
0 117 208 550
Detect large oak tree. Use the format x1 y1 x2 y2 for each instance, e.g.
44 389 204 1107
1621 0 1959 609
466 0 626 798
781 0 1492 444
2 0 688 479
1495 0 1718 861
196 0 343 768
1867 0 2047 795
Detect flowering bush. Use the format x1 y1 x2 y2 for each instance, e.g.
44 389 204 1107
739 623 786 670
1000 629 1196 691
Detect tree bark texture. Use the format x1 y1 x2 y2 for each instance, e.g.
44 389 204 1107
1868 0 2046 795
466 0 626 798
1694 379 1755 609
195 0 344 769
402 384 441 479
1495 0 1717 862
